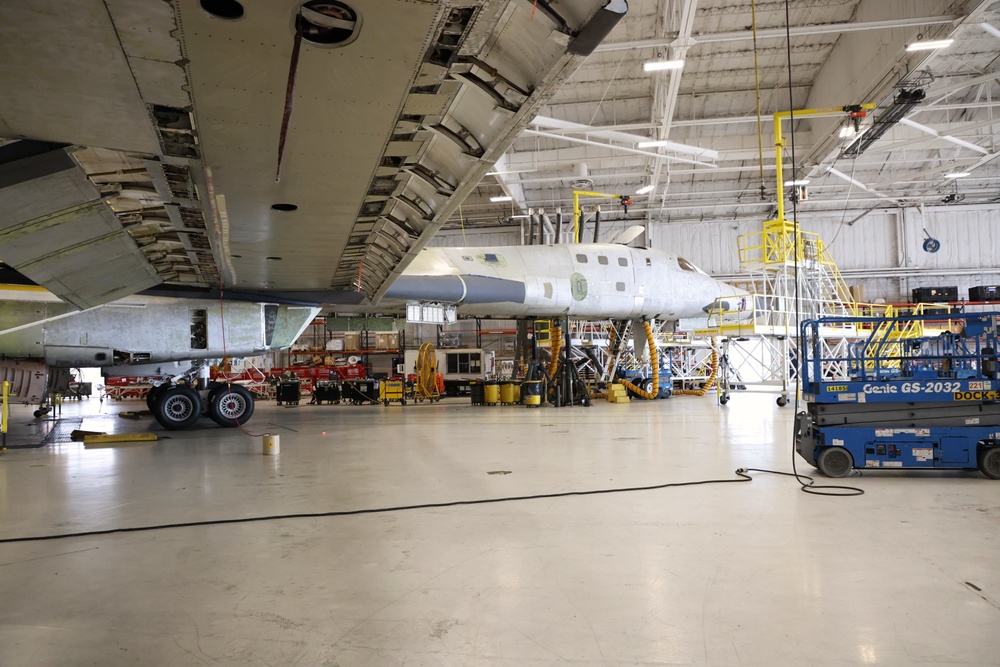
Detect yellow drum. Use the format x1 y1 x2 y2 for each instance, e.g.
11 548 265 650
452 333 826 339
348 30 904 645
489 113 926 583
499 380 520 404
483 381 500 404
522 380 542 407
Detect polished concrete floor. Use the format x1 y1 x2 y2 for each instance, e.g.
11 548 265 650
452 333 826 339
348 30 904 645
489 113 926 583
0 391 998 666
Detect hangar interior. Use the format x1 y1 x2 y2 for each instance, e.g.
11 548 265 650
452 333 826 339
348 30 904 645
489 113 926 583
1 0 1000 665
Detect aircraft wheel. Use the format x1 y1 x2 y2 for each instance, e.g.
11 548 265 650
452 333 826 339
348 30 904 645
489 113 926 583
146 384 167 411
153 386 202 430
979 447 1000 480
776 396 789 407
817 446 854 478
207 384 254 428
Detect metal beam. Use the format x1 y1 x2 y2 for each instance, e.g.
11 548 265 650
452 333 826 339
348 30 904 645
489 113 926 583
593 15 960 51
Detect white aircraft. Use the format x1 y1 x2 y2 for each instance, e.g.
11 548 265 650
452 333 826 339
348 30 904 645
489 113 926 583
385 238 748 321
0 0 627 429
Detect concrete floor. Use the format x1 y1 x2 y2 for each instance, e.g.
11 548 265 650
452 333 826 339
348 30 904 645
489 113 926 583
0 391 997 666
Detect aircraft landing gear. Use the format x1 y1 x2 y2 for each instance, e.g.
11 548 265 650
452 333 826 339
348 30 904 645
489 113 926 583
206 384 254 428
146 379 256 430
152 385 203 430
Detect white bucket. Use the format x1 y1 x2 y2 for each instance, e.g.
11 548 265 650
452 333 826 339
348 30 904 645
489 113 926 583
262 434 280 455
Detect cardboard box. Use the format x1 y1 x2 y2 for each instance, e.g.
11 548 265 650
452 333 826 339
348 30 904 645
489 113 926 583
375 332 399 350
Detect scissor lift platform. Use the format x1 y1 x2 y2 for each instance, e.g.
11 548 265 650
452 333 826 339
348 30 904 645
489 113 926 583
796 312 1000 479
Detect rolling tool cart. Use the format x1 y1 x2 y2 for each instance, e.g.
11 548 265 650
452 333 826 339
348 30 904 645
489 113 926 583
343 379 378 405
796 312 1000 479
310 381 341 405
275 376 301 406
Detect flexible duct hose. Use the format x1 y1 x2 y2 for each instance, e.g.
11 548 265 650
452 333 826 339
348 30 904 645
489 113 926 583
415 342 440 399
619 321 659 400
675 348 719 397
547 325 562 380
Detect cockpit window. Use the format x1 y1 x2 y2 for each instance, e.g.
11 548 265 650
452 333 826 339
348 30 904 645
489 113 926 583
677 257 707 274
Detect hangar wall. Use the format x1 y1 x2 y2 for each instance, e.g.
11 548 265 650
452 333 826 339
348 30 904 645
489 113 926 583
650 204 1000 303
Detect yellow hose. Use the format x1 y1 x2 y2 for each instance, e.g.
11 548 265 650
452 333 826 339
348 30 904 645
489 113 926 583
547 325 562 380
619 321 659 400
675 348 719 397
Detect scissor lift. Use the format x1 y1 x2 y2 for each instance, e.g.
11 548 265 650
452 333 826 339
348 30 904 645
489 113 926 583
796 312 1000 479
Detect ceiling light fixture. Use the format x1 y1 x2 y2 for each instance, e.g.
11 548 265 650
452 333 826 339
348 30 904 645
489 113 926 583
905 38 953 51
944 172 970 178
485 168 537 176
784 179 810 186
490 195 512 202
643 60 684 72
636 185 655 195
839 126 857 138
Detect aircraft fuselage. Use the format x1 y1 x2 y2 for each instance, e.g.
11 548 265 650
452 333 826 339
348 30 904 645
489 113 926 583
385 244 746 320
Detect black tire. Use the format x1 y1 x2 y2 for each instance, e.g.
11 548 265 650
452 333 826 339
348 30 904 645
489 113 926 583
777 396 788 407
642 379 654 395
153 386 202 430
979 447 1000 480
817 447 854 478
207 384 254 428
146 384 167 411
719 395 730 405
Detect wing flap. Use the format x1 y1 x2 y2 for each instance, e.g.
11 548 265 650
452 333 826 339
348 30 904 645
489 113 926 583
0 143 161 309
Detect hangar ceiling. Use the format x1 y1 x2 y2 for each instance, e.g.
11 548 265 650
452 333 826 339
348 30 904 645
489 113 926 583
452 0 1000 232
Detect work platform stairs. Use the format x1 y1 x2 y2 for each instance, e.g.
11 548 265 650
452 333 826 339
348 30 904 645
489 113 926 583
698 220 859 337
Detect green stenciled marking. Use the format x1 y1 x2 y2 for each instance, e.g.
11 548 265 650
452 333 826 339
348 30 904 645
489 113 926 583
570 272 588 301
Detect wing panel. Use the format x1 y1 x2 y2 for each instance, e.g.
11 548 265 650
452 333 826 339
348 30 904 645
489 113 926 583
178 0 441 291
0 0 161 154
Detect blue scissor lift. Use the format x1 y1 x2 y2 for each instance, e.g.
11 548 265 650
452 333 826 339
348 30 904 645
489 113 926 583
796 312 1000 479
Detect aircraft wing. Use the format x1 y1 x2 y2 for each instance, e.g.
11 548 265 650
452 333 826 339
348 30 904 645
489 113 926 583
0 0 626 310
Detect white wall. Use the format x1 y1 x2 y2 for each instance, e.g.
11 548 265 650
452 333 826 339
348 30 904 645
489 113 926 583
650 204 1000 302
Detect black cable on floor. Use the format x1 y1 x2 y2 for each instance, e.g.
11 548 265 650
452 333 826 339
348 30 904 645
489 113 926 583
745 467 864 496
0 470 756 544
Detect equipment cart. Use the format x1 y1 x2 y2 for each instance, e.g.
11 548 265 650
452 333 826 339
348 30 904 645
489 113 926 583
379 378 406 406
343 379 378 405
275 377 301 406
310 381 341 405
796 312 1000 479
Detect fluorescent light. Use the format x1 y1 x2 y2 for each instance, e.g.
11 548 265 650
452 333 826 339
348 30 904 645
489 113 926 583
783 179 810 186
510 214 531 219
636 185 655 195
643 60 684 72
486 168 537 176
945 172 970 178
490 195 512 202
906 39 953 51
839 126 857 138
